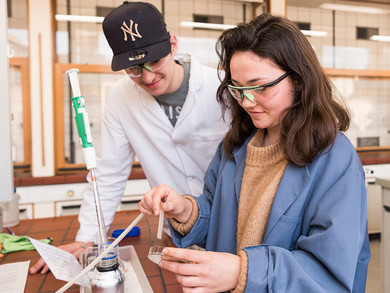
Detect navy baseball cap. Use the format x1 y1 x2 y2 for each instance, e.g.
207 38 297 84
103 1 171 71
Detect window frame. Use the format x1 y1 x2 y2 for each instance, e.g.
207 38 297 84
9 57 31 171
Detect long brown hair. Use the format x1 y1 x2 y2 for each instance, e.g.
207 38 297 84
216 13 350 167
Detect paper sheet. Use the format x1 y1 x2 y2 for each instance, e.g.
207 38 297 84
0 260 30 293
28 237 90 287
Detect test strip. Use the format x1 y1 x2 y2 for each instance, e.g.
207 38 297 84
157 209 164 239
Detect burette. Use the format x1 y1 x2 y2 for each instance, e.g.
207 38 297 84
66 68 108 253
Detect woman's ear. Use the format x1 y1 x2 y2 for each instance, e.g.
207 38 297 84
170 35 178 56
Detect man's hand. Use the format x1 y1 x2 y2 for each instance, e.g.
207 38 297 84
29 241 91 274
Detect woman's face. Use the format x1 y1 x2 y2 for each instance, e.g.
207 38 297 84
229 50 294 142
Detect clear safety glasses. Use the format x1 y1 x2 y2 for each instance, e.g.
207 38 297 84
227 72 291 102
123 54 170 78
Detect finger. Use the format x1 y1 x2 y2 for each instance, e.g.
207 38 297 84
146 186 165 216
72 247 86 259
138 201 153 215
163 247 206 263
176 274 206 289
152 185 169 215
29 258 45 274
159 258 200 277
181 287 203 293
162 200 176 214
161 254 189 263
139 187 157 215
182 287 202 293
41 264 50 274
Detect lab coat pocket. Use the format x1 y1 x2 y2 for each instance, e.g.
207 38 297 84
193 133 224 164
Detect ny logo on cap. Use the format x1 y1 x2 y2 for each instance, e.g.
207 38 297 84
121 20 142 42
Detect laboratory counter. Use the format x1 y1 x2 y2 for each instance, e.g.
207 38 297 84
13 167 146 187
357 149 390 165
0 210 183 293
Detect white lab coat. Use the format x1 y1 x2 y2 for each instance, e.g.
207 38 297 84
76 54 229 242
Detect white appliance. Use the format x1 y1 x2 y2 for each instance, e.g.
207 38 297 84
382 188 390 293
363 164 390 234
373 177 390 293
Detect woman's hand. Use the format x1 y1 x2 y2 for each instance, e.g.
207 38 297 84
138 184 193 223
159 247 241 293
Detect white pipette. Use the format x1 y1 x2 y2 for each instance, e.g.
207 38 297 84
66 68 107 253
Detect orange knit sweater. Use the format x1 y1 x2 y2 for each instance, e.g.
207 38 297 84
234 130 287 292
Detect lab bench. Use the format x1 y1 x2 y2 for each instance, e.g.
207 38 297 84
0 210 183 293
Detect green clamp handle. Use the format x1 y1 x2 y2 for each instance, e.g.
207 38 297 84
71 95 93 148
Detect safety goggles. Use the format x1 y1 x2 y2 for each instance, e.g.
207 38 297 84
227 72 291 102
123 54 170 78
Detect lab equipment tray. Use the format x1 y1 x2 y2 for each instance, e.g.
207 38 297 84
80 245 153 293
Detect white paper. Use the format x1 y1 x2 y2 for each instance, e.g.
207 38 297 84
0 260 30 293
28 237 90 287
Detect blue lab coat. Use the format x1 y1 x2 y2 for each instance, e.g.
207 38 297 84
171 131 370 292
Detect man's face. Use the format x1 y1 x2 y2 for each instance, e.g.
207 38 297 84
124 54 177 96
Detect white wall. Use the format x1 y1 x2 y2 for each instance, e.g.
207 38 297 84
0 0 14 202
287 3 390 147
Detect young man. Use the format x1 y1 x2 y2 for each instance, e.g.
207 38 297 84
30 1 228 274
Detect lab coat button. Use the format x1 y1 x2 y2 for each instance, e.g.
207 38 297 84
187 177 193 182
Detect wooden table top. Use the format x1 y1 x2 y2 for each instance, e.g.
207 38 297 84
357 150 390 165
0 210 182 293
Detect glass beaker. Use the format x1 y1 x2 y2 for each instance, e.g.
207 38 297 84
79 238 124 293
79 242 98 293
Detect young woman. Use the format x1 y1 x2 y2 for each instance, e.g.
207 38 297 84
139 13 370 292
